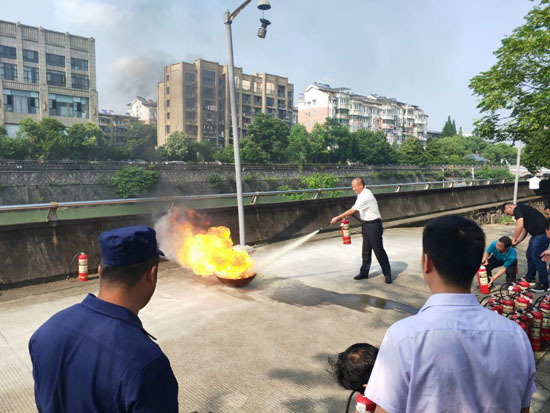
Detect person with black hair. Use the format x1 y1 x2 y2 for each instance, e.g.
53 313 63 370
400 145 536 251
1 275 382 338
329 343 379 413
503 202 550 292
543 205 550 221
365 215 535 413
330 177 392 283
29 225 178 413
482 236 517 288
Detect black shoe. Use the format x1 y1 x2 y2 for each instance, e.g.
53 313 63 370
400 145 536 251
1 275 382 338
354 273 369 280
532 284 550 293
385 277 392 284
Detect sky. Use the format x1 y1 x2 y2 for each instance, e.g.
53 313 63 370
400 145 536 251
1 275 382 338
2 0 536 132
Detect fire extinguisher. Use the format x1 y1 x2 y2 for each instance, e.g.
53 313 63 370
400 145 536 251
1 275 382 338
477 266 490 294
341 219 351 245
355 393 376 413
529 310 543 351
540 297 550 340
78 252 88 282
502 295 515 316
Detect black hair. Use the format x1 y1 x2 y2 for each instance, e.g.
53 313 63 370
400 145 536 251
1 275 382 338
498 236 512 249
353 177 366 187
502 202 514 212
328 343 379 393
544 205 550 211
422 215 485 289
545 220 550 230
100 255 159 288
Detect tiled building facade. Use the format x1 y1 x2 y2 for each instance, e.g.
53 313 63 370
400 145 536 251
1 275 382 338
297 82 428 145
157 59 293 148
0 20 98 136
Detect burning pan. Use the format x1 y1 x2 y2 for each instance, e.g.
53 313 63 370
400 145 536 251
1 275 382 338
216 273 256 288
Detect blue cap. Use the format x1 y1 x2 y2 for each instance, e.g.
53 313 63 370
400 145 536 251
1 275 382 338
99 225 164 267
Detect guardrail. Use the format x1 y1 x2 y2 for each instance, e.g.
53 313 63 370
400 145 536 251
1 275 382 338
0 177 523 222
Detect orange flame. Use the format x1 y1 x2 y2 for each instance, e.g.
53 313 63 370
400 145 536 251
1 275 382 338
161 210 254 279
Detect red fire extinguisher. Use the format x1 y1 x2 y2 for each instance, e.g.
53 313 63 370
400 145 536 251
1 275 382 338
477 266 489 294
355 393 376 413
341 219 351 245
78 252 88 282
529 310 543 351
540 298 550 340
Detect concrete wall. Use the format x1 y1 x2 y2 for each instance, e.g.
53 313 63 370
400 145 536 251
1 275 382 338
0 181 542 288
0 160 476 205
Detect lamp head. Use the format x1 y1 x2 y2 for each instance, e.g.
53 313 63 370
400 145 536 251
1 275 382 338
257 0 271 11
257 18 271 39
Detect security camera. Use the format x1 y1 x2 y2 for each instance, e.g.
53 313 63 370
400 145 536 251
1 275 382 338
257 18 271 39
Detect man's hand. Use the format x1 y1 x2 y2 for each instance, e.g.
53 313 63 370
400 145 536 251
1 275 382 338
330 217 339 225
488 278 494 288
541 250 550 263
482 259 488 266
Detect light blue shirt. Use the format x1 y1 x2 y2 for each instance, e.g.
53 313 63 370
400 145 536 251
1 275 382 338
365 293 536 413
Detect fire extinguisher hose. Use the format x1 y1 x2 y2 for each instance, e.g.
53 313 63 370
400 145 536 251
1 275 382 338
66 252 86 280
346 390 356 413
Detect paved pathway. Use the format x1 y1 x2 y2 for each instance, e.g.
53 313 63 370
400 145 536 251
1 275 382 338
0 224 549 412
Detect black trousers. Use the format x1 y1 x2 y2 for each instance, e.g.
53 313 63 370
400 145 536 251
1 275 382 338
485 256 517 283
359 219 392 278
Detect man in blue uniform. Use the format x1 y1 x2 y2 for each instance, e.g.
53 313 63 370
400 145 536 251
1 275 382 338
482 236 518 288
29 225 179 412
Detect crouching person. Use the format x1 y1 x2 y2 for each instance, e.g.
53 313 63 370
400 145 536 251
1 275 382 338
365 215 535 413
329 343 379 413
29 225 178 412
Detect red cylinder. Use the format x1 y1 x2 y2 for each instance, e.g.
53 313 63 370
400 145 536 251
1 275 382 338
540 300 550 340
341 219 351 245
477 266 490 294
515 296 529 311
78 252 88 282
530 311 543 340
531 338 542 351
502 296 515 316
518 281 530 291
356 394 376 413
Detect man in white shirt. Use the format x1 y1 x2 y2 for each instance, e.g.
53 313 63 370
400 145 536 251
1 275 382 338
330 177 392 283
365 215 536 413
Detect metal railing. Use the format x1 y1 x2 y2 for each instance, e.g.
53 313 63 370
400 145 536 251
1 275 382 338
0 177 524 222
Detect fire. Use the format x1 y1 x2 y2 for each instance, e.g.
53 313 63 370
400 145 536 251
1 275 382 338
156 210 254 279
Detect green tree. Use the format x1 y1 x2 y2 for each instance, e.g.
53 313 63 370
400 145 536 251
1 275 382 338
481 142 517 164
124 123 157 160
0 126 31 159
287 124 311 164
158 132 189 160
399 137 428 166
425 138 444 164
323 118 353 163
17 118 68 160
110 166 159 198
309 123 330 163
441 116 457 137
216 144 235 163
65 123 108 160
242 113 290 163
469 1 550 167
353 130 397 165
186 140 215 162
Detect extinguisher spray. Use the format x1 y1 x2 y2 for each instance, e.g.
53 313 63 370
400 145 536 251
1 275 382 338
78 252 89 282
341 219 351 245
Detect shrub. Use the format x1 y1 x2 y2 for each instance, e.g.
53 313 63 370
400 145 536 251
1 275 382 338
476 167 513 181
207 173 223 188
110 166 159 198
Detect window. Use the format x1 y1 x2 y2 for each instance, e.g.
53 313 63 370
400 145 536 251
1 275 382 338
185 85 195 97
185 125 197 135
166 73 169 81
165 125 170 134
166 99 170 107
254 95 262 106
185 98 196 108
242 79 251 91
71 57 88 71
254 82 262 93
266 82 275 95
266 97 274 107
47 70 66 87
23 49 39 63
46 53 65 67
71 73 89 90
185 111 196 121
49 94 89 118
24 66 39 84
202 70 215 86
0 45 16 59
202 87 215 99
0 62 17 80
166 87 170 94
242 94 250 104
3 89 38 114
185 72 196 82
166 112 170 120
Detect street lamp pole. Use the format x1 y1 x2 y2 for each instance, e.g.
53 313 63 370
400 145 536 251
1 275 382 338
513 141 522 204
224 0 270 246
224 6 247 246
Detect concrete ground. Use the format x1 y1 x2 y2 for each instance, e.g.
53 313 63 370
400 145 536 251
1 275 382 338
1 224 549 412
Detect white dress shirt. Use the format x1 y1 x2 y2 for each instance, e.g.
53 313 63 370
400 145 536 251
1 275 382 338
352 188 381 221
365 293 536 413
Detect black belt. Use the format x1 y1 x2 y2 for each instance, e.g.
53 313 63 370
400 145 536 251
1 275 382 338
361 218 381 224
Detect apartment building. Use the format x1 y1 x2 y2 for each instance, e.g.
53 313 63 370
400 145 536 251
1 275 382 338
127 96 156 125
157 58 294 148
98 110 140 146
0 20 98 136
297 82 428 145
